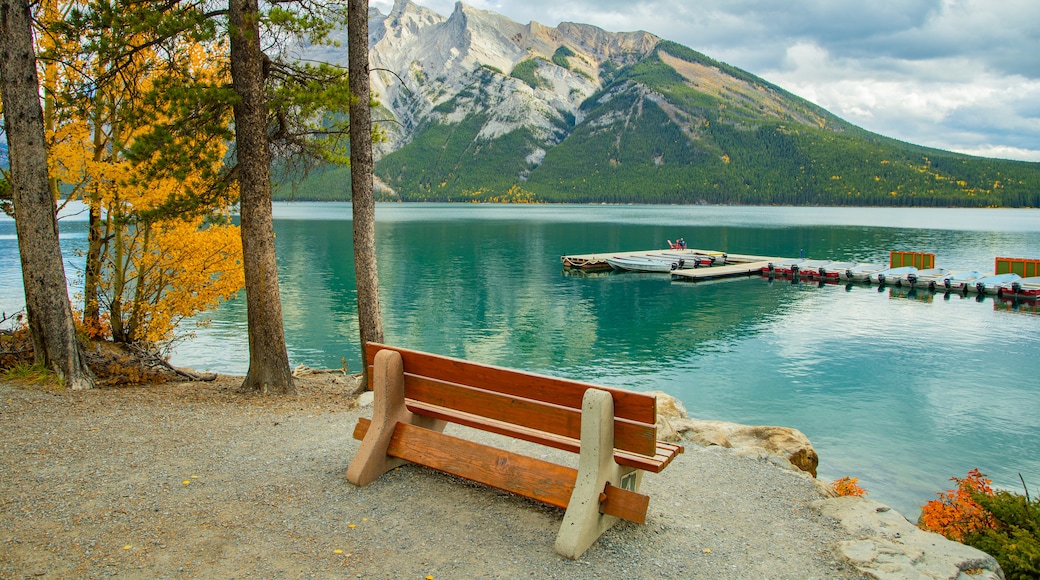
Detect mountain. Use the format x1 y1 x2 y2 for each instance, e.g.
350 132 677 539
286 0 1040 207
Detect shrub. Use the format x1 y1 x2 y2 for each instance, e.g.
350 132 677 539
920 469 1040 579
831 476 867 497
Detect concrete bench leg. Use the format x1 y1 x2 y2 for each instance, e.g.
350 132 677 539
555 388 640 559
346 349 445 486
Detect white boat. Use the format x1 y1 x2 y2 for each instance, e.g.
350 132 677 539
761 259 804 276
1002 276 1040 299
645 252 716 268
972 273 1021 294
816 262 858 281
605 256 681 273
872 266 917 286
942 270 985 292
792 260 832 277
904 268 952 289
844 263 886 281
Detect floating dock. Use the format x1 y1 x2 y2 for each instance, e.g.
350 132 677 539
670 261 774 281
561 248 779 280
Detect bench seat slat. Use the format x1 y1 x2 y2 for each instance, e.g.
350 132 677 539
404 374 658 457
366 343 657 424
354 412 682 474
353 418 651 523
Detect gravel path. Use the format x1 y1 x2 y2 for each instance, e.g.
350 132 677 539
1 376 867 579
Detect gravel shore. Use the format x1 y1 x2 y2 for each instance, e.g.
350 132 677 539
1 375 868 579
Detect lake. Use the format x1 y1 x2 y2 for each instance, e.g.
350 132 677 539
2 203 1039 517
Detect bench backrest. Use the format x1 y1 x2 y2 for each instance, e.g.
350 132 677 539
365 343 659 457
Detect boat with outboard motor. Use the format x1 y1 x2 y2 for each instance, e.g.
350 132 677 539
904 268 953 289
605 255 684 273
942 270 985 292
844 263 887 282
1001 276 1040 299
973 273 1021 295
872 266 917 286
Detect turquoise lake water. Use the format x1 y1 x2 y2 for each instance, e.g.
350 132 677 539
2 203 1039 517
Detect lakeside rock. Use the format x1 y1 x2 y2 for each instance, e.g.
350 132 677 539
815 497 1004 580
649 390 1006 579
650 391 819 477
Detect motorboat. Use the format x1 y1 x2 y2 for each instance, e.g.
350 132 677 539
605 255 682 273
1001 276 1040 299
647 252 718 268
904 268 952 289
872 266 917 286
942 270 985 292
844 263 886 281
816 262 858 280
972 273 1021 294
761 259 804 276
792 260 832 278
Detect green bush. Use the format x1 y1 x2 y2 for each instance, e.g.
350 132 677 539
968 485 1040 579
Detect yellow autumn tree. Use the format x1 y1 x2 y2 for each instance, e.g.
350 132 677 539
37 6 243 345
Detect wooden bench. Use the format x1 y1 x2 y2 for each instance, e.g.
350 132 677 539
346 343 683 558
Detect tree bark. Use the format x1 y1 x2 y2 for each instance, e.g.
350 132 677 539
0 0 94 389
348 0 384 389
228 0 294 394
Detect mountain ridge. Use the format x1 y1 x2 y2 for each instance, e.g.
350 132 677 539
285 1 1040 207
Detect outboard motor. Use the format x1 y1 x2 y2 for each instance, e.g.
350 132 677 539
1011 281 1023 294
791 264 800 275
907 273 918 286
975 281 987 294
944 278 953 289
677 259 685 269
818 267 827 278
877 273 887 286
767 262 775 273
845 268 854 280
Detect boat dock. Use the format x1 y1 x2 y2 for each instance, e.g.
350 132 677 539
561 248 779 280
670 260 774 281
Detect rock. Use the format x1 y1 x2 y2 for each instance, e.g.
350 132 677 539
814 497 1004 580
648 391 819 476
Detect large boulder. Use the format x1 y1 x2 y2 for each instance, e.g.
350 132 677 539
649 391 819 477
814 497 1004 580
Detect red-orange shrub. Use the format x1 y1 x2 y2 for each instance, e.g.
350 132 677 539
919 468 998 541
831 476 868 497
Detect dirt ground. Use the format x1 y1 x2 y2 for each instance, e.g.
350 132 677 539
0 372 868 579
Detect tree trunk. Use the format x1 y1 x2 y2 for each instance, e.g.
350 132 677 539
348 0 384 389
0 0 94 389
228 0 294 394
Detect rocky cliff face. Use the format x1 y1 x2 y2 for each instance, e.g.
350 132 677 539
314 0 660 157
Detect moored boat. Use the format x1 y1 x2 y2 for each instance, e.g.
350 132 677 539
872 266 917 286
1002 276 1040 299
942 270 985 292
844 263 886 281
605 256 682 273
817 262 857 280
905 268 952 289
793 260 832 278
973 273 1021 294
761 258 804 276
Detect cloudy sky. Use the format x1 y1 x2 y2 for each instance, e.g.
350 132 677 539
372 0 1040 162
